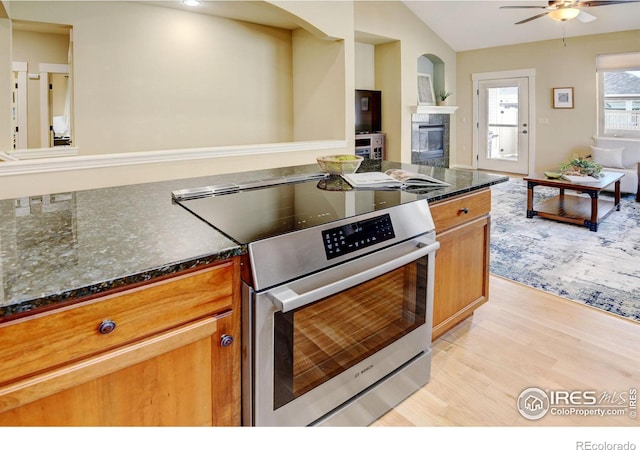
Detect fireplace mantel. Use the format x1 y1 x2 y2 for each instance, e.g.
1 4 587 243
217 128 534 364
414 105 458 115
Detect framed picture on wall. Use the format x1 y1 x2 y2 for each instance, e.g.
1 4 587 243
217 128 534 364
417 73 435 105
553 87 574 109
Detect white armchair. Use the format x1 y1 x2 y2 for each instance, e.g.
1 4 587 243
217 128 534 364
591 137 640 202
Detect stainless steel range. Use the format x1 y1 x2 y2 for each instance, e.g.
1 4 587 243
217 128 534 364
173 173 439 426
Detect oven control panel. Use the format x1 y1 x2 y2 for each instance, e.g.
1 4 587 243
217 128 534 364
322 213 395 260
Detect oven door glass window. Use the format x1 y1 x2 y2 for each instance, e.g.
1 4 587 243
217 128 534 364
272 257 427 409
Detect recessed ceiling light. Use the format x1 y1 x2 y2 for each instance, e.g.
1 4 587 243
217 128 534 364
183 0 201 7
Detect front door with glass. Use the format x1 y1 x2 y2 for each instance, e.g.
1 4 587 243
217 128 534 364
477 77 530 174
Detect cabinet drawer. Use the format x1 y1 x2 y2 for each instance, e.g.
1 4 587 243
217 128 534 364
0 260 237 386
430 189 491 232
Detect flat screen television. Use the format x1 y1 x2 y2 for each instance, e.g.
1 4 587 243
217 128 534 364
355 89 381 134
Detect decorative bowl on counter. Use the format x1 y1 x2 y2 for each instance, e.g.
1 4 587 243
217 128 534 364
316 154 364 175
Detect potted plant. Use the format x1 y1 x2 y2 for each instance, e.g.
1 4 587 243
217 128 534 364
437 89 453 106
559 155 603 178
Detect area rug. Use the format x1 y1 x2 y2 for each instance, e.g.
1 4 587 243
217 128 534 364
489 177 640 321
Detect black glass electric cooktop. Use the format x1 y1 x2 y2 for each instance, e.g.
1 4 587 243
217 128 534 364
173 174 428 244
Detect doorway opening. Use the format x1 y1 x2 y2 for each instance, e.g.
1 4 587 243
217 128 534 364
11 20 73 152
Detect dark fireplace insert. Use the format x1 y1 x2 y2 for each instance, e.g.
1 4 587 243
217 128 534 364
411 113 450 167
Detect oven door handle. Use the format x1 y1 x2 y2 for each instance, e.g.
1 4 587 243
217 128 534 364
267 238 439 313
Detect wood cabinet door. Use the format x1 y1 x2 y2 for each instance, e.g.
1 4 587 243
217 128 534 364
432 216 490 340
0 312 240 426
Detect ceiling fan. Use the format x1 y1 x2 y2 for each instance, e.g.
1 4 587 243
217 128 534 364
500 0 640 25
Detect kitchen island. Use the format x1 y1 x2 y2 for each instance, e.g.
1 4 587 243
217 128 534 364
0 161 507 319
0 160 507 426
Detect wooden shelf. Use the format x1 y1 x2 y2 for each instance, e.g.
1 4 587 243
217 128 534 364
535 195 617 227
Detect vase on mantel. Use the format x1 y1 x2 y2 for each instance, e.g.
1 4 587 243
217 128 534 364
437 100 446 106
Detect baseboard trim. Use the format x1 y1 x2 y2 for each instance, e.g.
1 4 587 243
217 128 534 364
450 163 473 170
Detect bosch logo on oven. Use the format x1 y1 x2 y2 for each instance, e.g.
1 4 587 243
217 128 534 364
355 364 374 379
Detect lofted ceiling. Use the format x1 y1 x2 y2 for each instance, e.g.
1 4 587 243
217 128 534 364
134 1 640 52
402 0 640 52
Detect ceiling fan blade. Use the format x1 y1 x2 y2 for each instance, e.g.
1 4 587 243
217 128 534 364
515 12 551 24
500 5 548 8
576 10 598 21
577 0 640 6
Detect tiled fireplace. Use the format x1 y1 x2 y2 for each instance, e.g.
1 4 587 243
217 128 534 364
411 113 450 168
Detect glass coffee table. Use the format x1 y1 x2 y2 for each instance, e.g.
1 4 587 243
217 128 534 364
524 172 624 232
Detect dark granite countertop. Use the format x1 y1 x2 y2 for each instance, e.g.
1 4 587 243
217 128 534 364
0 160 507 321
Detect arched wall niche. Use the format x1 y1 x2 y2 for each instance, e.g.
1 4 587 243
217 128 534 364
418 53 445 99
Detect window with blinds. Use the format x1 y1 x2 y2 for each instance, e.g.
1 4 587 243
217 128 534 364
596 52 640 138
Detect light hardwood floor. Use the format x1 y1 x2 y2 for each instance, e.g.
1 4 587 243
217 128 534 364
373 275 640 427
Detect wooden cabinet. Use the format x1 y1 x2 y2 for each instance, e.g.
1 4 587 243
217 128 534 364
430 189 491 340
0 258 241 426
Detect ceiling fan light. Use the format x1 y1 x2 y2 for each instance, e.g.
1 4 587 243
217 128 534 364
549 8 581 21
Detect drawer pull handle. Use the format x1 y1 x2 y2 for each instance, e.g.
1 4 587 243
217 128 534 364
460 207 469 214
220 334 234 348
97 320 117 335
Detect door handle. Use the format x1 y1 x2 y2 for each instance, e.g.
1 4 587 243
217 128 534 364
521 130 528 134
267 238 440 313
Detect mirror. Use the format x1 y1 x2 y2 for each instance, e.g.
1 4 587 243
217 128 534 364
11 20 72 152
49 71 72 146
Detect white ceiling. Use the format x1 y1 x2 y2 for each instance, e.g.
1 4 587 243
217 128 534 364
402 1 640 52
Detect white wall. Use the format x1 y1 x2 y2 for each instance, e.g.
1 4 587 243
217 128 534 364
6 1 295 154
0 1 355 199
355 42 375 90
456 30 640 173
0 1 456 199
292 27 346 142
